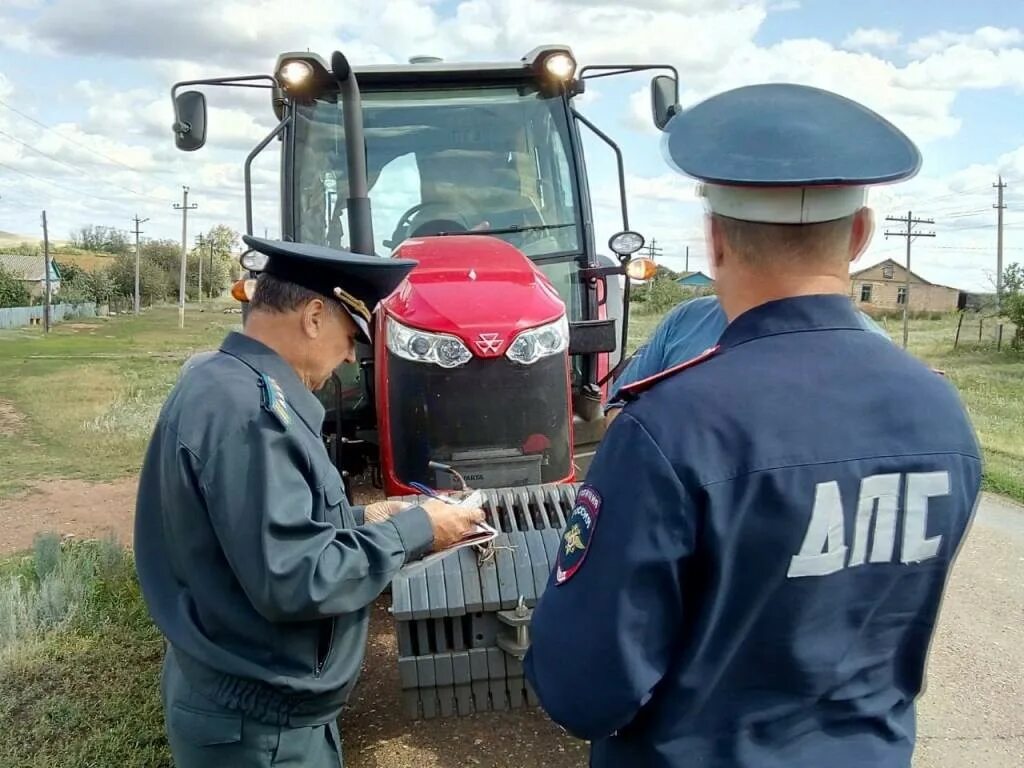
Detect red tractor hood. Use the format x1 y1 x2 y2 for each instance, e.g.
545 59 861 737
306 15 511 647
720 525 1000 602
382 236 565 357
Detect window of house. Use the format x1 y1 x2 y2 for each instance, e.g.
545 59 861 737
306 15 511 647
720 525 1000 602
860 284 873 302
882 264 894 280
897 286 907 305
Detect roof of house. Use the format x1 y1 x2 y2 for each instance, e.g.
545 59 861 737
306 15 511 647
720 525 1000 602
676 270 714 283
0 253 61 282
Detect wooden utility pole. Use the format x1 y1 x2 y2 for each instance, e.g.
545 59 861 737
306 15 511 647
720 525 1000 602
196 234 204 307
994 176 1007 311
41 210 51 333
685 245 689 273
173 186 197 329
132 214 149 315
885 211 936 349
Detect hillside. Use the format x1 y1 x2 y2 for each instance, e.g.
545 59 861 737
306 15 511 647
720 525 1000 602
0 234 120 272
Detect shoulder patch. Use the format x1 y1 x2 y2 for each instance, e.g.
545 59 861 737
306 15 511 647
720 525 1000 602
619 344 720 399
555 486 602 585
259 373 292 427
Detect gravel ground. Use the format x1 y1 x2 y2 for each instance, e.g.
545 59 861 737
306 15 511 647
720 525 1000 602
341 493 1024 768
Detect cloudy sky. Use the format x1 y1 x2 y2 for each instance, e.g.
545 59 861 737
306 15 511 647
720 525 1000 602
0 0 1021 290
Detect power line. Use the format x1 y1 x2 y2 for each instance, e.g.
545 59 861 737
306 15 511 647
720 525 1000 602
0 96 148 176
943 209 991 219
0 127 167 203
0 158 127 205
905 184 991 207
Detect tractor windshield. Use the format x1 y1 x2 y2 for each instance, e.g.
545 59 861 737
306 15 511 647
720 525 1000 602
293 85 582 260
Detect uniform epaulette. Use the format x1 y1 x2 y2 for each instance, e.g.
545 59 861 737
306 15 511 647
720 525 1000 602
618 345 720 401
258 373 292 427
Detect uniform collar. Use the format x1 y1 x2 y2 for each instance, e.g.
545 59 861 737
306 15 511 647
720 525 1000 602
219 331 326 435
719 294 864 349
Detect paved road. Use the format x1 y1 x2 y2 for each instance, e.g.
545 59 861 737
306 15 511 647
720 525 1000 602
344 493 1024 767
913 493 1024 767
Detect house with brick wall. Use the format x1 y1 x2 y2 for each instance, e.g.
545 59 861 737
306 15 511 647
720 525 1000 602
850 259 964 313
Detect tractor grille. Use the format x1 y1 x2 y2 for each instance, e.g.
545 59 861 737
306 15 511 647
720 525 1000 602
386 352 571 489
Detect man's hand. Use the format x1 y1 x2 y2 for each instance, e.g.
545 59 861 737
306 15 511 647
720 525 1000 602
364 500 412 524
421 498 486 552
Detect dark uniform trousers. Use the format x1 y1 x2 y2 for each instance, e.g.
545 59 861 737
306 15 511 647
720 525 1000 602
161 649 344 767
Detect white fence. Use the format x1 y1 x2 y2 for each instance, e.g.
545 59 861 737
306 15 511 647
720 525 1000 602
0 302 98 330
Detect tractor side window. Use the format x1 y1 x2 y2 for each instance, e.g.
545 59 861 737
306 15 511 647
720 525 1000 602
537 258 582 323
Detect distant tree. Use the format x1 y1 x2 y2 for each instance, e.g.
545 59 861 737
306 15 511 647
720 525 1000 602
0 265 30 308
69 225 130 254
204 224 240 255
192 225 241 298
53 260 84 284
654 264 679 281
142 239 182 274
1000 263 1024 349
106 254 172 306
1002 263 1023 296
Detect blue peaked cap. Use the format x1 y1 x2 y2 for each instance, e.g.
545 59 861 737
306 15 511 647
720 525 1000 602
661 83 922 223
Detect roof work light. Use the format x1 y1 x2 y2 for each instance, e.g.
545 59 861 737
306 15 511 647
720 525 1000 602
543 52 577 81
274 53 332 97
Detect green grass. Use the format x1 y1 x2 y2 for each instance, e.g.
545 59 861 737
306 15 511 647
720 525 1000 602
629 306 1024 503
900 314 1024 502
0 537 170 768
0 303 241 499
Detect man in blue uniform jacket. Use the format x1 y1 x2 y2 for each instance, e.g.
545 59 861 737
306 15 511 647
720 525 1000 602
524 83 982 768
606 297 889 424
135 237 484 767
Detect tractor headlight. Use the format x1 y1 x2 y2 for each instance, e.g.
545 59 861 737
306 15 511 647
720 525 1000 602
506 317 569 366
279 60 314 88
543 52 576 81
386 315 472 368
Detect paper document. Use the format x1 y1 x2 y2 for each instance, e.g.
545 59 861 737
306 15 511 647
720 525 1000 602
402 490 497 571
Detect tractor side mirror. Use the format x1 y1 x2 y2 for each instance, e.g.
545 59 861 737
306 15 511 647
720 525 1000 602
651 75 679 131
173 90 207 152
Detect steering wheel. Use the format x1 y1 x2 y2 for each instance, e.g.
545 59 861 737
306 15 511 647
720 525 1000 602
386 202 470 247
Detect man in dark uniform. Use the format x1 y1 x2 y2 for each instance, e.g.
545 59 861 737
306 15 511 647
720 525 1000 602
524 84 982 767
135 236 484 767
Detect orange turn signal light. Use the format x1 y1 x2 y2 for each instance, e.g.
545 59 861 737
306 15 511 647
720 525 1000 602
625 257 658 282
231 278 256 302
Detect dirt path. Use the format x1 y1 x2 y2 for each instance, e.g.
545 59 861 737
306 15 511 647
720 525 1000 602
0 398 26 437
0 478 137 554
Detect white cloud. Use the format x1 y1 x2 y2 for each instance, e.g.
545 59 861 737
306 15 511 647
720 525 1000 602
627 174 700 205
908 26 1023 59
842 28 901 51
897 45 1024 91
626 88 659 135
